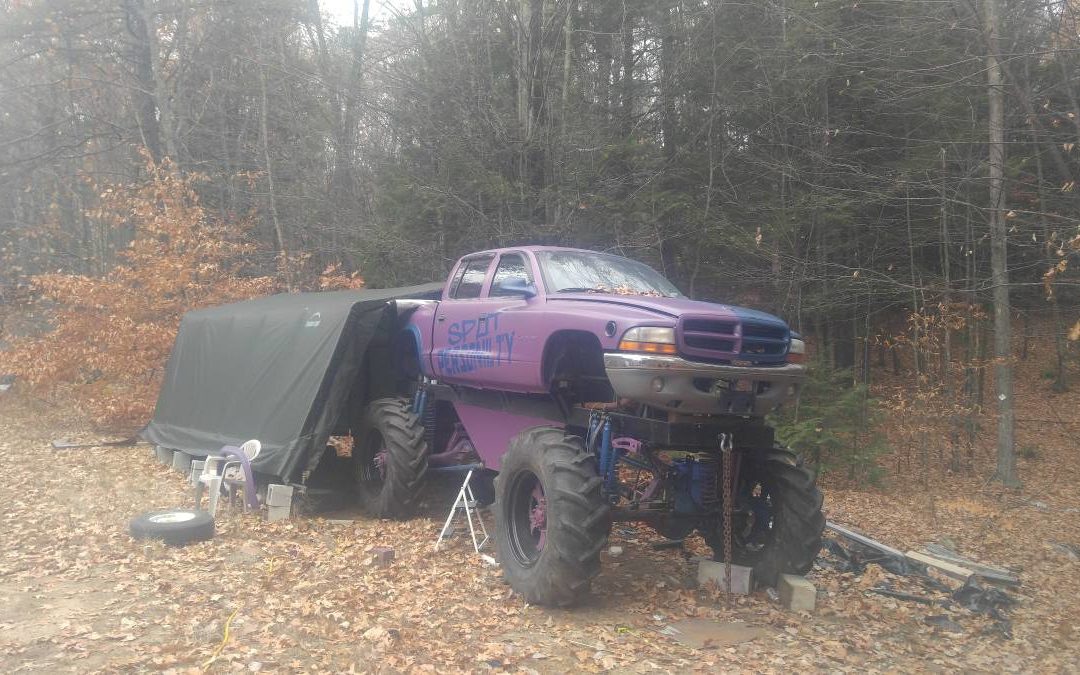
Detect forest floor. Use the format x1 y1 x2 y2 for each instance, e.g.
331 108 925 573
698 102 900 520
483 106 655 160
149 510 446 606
2 354 1080 673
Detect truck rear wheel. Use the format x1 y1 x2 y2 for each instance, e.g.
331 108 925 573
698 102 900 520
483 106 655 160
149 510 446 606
495 427 611 607
354 397 428 518
703 450 824 587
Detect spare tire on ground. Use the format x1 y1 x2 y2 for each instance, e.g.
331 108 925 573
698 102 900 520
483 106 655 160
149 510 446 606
129 509 214 545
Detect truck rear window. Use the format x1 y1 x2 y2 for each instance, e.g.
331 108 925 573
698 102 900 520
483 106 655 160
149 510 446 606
450 255 494 299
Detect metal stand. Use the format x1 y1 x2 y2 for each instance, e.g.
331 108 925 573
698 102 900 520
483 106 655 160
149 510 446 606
434 468 489 553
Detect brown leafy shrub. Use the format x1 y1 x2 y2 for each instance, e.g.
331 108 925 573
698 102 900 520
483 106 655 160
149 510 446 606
0 157 362 429
1044 231 1080 341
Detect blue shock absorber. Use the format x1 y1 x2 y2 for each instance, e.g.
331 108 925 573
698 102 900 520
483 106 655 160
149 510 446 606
587 412 600 454
594 417 607 485
412 383 429 419
600 419 618 496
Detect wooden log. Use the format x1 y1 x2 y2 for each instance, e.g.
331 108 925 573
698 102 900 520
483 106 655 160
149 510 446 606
826 521 906 560
869 588 936 605
905 551 973 582
922 544 1020 586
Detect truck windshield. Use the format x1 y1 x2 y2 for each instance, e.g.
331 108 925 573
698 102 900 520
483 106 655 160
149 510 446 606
537 250 684 298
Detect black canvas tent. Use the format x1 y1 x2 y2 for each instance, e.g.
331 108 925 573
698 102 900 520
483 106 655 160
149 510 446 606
142 283 442 481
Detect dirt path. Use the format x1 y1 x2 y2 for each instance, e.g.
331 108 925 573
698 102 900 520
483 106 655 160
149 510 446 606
1 394 1077 673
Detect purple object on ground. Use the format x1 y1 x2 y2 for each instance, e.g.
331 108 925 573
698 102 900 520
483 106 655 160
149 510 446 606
214 445 261 510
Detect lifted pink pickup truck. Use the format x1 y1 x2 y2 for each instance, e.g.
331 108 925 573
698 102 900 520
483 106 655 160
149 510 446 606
404 246 805 416
354 246 823 606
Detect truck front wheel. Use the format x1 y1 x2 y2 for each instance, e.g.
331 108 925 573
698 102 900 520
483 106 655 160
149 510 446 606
495 427 611 607
702 450 824 587
353 397 428 518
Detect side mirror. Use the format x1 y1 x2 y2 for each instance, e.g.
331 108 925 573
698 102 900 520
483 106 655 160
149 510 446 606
499 278 538 299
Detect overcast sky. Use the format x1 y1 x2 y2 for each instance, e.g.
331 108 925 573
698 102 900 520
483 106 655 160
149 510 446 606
322 0 411 26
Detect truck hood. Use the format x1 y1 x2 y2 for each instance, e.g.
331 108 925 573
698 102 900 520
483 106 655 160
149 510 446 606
546 294 788 327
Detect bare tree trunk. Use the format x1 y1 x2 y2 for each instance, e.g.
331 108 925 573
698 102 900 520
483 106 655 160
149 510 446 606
984 0 1018 487
561 0 573 128
124 0 163 161
940 147 952 389
556 0 574 201
594 8 612 122
1032 126 1069 391
905 188 922 375
139 0 178 160
259 67 292 291
618 6 634 137
516 0 530 138
659 12 677 161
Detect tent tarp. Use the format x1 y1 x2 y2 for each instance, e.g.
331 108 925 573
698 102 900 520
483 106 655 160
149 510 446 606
142 283 442 480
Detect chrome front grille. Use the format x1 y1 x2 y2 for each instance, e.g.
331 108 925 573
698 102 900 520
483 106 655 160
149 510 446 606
676 314 789 364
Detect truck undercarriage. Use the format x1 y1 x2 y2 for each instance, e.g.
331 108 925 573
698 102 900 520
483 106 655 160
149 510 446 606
351 378 824 606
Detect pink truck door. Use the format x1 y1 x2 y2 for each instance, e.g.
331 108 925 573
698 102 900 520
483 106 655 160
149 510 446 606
433 252 542 391
432 254 495 385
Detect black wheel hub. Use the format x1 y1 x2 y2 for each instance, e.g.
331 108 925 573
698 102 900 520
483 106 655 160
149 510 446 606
506 470 547 567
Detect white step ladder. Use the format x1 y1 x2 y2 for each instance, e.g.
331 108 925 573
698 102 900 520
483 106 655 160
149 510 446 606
434 469 489 553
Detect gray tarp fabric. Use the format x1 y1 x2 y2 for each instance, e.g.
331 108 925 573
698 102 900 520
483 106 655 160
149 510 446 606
141 283 442 481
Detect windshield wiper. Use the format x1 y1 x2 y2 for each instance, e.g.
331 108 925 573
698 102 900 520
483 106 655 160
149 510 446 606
556 287 607 294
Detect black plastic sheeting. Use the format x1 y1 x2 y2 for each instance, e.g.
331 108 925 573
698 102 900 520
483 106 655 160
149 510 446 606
821 537 1017 638
142 283 442 481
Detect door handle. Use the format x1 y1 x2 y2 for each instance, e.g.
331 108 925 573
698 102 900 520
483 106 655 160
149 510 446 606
437 315 446 322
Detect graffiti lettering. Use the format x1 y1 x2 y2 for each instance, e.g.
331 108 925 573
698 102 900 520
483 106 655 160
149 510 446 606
447 315 500 345
437 315 514 375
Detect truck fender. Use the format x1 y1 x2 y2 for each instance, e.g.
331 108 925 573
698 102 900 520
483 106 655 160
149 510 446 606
541 330 607 388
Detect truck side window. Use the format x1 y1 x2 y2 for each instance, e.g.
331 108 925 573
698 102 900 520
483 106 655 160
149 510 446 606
451 255 494 299
489 253 532 297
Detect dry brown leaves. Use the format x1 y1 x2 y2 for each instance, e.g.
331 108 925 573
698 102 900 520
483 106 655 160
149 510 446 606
2 337 1080 672
0 157 363 431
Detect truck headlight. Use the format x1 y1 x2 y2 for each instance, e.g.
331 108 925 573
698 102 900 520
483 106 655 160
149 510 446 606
618 326 677 355
788 337 806 364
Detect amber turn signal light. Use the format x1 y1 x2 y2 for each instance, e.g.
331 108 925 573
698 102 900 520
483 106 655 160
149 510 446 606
618 340 677 354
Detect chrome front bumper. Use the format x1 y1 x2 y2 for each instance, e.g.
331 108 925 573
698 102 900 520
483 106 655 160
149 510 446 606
603 352 805 416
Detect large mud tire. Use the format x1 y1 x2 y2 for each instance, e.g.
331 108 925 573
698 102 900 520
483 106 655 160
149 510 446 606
704 449 824 587
495 427 611 607
354 397 428 519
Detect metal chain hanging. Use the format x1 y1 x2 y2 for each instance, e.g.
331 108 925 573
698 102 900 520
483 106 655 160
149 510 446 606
720 433 735 605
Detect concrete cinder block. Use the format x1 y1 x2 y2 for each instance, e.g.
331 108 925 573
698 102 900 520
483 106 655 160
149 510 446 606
155 445 173 465
189 460 205 485
372 547 395 567
266 484 294 522
267 505 291 522
697 560 752 595
171 450 192 474
778 574 816 612
266 484 294 507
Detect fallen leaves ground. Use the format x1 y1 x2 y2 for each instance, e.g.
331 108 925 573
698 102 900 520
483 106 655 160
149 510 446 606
1 371 1079 672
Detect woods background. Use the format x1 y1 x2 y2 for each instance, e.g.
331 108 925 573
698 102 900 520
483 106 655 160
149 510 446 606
1 0 1079 481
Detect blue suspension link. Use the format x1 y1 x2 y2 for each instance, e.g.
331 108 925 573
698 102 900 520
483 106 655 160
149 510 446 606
600 418 618 497
412 383 428 417
588 413 620 499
